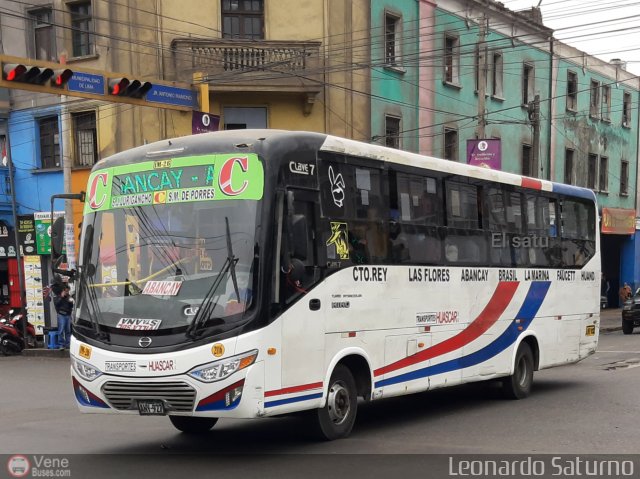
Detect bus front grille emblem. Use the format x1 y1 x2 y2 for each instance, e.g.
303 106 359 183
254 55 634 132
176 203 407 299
138 337 152 348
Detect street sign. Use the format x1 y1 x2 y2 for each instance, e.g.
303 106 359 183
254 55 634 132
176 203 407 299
67 72 105 95
146 84 197 108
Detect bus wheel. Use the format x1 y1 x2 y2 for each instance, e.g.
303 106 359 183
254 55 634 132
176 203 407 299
314 365 358 440
502 342 534 400
169 416 218 434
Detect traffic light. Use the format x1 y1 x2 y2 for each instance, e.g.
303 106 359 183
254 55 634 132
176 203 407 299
51 69 73 88
3 63 54 84
108 77 152 99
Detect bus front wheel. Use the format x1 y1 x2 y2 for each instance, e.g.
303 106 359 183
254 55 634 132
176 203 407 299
169 415 218 434
502 342 534 400
314 364 358 440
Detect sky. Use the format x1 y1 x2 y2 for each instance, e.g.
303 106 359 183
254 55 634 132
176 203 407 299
504 0 640 75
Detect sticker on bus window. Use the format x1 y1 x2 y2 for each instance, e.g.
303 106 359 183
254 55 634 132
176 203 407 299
142 280 183 296
116 318 163 331
326 222 350 260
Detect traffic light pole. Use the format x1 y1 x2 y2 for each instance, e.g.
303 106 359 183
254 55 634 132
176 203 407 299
60 95 76 275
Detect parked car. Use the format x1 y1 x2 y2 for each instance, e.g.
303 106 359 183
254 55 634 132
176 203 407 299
621 289 640 334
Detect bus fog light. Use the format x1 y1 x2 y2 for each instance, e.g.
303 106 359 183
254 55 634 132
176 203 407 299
188 350 258 383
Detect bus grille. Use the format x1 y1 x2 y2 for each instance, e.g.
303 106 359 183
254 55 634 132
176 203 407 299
101 381 196 412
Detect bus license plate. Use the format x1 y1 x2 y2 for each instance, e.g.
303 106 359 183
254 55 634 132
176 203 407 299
137 400 165 416
586 325 596 336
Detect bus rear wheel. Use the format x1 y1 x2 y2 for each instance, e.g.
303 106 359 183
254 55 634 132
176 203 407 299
502 342 534 400
169 416 218 434
313 365 358 440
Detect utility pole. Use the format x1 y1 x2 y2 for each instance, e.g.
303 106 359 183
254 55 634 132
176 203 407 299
529 94 541 178
5 135 27 346
476 15 488 139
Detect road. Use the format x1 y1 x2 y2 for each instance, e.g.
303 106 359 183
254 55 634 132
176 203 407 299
0 330 638 476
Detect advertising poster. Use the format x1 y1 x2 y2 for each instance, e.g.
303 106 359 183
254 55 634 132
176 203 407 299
34 211 64 255
467 139 502 170
23 256 45 334
17 214 37 256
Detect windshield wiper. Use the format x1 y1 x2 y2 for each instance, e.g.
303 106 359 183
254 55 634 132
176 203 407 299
186 217 239 339
78 265 110 343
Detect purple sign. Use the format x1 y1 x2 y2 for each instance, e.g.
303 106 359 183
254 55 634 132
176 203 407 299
192 112 220 134
467 139 501 170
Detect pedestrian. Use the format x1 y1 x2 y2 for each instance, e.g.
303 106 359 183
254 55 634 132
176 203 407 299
619 282 632 304
54 285 74 349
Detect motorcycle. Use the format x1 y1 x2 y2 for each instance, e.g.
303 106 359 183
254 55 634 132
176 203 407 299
0 309 36 356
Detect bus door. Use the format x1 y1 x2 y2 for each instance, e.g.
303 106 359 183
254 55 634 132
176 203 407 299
279 188 326 388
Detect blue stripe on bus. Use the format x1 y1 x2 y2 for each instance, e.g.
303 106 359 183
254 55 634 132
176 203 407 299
265 392 323 408
551 183 597 201
374 281 551 389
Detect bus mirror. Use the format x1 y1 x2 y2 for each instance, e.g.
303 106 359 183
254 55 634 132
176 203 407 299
51 217 66 258
85 263 96 278
291 214 307 260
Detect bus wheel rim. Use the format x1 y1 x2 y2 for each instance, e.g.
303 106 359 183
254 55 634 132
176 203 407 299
327 380 350 425
517 356 528 387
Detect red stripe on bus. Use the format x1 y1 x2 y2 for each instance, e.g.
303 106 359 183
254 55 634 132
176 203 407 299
374 281 519 377
521 178 542 190
265 381 323 397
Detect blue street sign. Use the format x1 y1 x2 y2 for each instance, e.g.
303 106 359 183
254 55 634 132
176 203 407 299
146 84 196 109
67 72 105 95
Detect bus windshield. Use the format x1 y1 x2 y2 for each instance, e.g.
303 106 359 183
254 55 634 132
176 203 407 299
77 200 258 336
75 153 264 339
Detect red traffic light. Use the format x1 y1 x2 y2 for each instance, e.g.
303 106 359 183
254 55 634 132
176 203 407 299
2 63 53 84
108 77 151 98
3 64 27 81
51 69 74 88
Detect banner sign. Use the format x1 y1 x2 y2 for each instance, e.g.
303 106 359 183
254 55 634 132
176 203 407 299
23 255 45 334
467 139 501 170
33 211 65 255
17 214 37 255
601 207 635 235
192 112 220 134
84 154 264 214
0 225 16 258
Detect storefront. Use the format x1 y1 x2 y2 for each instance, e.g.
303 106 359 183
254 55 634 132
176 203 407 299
600 207 636 308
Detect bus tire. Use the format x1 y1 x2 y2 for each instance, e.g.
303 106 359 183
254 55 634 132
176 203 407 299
622 321 634 335
169 416 218 434
314 364 358 440
502 342 534 400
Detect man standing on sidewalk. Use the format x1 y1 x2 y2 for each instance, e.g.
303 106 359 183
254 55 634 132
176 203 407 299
54 285 74 349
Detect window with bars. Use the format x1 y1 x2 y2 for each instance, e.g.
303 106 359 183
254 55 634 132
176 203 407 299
621 160 629 196
522 144 532 176
599 156 608 192
587 153 597 189
73 111 97 167
623 92 632 127
566 71 577 111
39 116 60 169
564 148 574 185
444 34 459 84
385 115 400 149
601 85 611 121
443 128 457 161
522 63 534 105
222 0 264 40
492 52 503 97
29 8 55 61
70 2 93 57
589 79 600 118
384 13 400 67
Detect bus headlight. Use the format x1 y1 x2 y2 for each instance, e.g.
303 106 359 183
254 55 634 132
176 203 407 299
71 357 103 382
188 350 258 383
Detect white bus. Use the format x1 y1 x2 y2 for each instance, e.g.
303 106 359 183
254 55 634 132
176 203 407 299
68 130 600 440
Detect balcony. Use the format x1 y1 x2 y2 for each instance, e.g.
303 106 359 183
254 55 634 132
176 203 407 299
171 39 323 111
